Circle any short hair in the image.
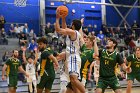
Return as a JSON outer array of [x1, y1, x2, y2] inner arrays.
[[37, 37, 48, 44], [135, 46, 140, 51], [108, 38, 118, 49], [72, 19, 81, 31], [27, 55, 35, 60]]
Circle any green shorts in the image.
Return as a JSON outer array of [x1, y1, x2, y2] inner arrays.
[[96, 76, 121, 91], [8, 75, 18, 88], [127, 73, 140, 82], [37, 72, 55, 90]]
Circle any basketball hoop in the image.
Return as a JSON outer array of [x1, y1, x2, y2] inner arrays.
[[14, 0, 27, 7]]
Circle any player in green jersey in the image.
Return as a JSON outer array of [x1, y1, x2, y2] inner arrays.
[[80, 35, 98, 86], [37, 37, 59, 93], [95, 38, 131, 93], [2, 49, 29, 93], [126, 46, 140, 93]]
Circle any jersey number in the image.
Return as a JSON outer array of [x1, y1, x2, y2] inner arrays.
[[105, 60, 109, 65]]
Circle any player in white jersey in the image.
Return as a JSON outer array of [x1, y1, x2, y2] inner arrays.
[[23, 48, 38, 93], [56, 12, 85, 93], [89, 56, 100, 85]]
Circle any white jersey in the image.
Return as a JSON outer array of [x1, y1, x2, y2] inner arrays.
[[65, 30, 82, 75], [26, 63, 36, 82], [94, 61, 99, 78]]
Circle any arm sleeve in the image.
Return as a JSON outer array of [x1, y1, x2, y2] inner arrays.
[[116, 53, 124, 65], [41, 51, 51, 59]]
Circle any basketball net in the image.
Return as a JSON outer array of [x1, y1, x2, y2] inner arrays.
[[14, 0, 27, 7]]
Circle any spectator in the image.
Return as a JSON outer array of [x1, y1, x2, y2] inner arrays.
[[0, 28, 8, 45], [97, 30, 105, 46], [0, 15, 6, 30], [131, 20, 140, 39], [29, 29, 37, 42], [23, 23, 30, 34], [14, 24, 21, 38], [9, 24, 15, 38], [27, 39, 38, 53], [19, 32, 28, 46], [45, 22, 52, 35]]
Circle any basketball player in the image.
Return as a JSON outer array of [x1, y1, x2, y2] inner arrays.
[[95, 38, 131, 93], [89, 56, 100, 86], [80, 35, 98, 87], [56, 10, 85, 93], [37, 37, 59, 93], [22, 47, 38, 93], [2, 49, 29, 93], [125, 46, 140, 93]]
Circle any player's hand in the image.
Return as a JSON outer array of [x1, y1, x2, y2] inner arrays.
[[93, 36, 97, 43], [53, 62, 59, 70], [2, 75, 5, 81], [81, 18, 84, 25], [25, 73, 29, 78], [56, 10, 62, 18], [126, 67, 132, 73]]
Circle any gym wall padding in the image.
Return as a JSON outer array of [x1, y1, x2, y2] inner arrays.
[[0, 0, 40, 34], [46, 0, 102, 32]]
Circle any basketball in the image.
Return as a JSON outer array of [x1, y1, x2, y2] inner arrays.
[[56, 5, 68, 18]]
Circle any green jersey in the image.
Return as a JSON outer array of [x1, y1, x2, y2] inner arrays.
[[80, 47, 94, 79], [40, 47, 55, 77], [127, 54, 140, 74], [6, 57, 21, 76], [99, 49, 123, 77]]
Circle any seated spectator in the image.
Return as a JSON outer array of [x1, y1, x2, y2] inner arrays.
[[19, 32, 28, 46], [29, 29, 37, 42], [23, 23, 30, 35], [27, 39, 38, 53], [97, 30, 105, 46], [9, 24, 16, 38], [45, 22, 52, 36], [0, 28, 8, 45], [14, 24, 21, 38]]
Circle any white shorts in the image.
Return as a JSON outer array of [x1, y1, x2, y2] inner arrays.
[[66, 54, 81, 77], [27, 75, 36, 83]]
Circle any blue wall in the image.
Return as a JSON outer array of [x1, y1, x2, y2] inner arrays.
[[45, 0, 102, 32], [106, 0, 140, 27], [0, 0, 40, 34]]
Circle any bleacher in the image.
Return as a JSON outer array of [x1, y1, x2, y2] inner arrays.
[[0, 38, 140, 93]]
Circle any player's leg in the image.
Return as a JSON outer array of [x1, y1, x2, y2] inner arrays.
[[29, 82, 33, 93], [68, 59, 85, 93], [69, 73, 85, 93], [32, 80, 37, 93], [126, 74, 135, 93], [9, 87, 16, 93], [45, 89, 50, 93], [66, 87, 74, 93]]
